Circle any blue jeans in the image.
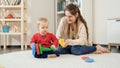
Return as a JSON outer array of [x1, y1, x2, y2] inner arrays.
[[58, 45, 96, 55]]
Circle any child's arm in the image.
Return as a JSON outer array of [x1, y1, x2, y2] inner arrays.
[[30, 34, 37, 48], [51, 33, 59, 49]]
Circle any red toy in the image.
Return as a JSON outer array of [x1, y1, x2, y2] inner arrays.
[[6, 13, 14, 18], [36, 44, 40, 55], [81, 56, 89, 60]]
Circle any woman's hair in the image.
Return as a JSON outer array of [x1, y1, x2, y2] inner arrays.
[[64, 4, 89, 40]]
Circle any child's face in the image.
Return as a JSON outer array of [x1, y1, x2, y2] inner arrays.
[[38, 21, 48, 35]]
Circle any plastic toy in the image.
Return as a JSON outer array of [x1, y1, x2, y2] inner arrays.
[[85, 58, 94, 62], [81, 56, 89, 60], [32, 43, 40, 55], [59, 38, 65, 48], [2, 26, 10, 32], [32, 43, 55, 55], [0, 66, 5, 68], [32, 43, 36, 55], [81, 56, 94, 63], [39, 44, 55, 54], [6, 13, 14, 18], [36, 44, 40, 55]]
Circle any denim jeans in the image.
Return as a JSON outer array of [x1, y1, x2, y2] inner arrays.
[[58, 45, 96, 55]]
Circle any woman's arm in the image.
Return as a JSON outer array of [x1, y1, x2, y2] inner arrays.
[[68, 23, 91, 46]]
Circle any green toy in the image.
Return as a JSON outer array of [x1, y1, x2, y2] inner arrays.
[[39, 44, 55, 54]]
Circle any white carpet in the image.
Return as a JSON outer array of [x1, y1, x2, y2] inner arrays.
[[0, 50, 120, 68]]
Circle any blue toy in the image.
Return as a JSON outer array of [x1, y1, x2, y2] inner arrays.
[[85, 58, 94, 63], [32, 43, 36, 56]]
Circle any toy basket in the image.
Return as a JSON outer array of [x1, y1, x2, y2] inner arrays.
[[2, 26, 10, 32]]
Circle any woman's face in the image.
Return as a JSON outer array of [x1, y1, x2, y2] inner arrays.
[[65, 10, 77, 24]]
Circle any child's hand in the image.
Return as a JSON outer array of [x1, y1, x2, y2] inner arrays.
[[51, 45, 57, 50], [30, 44, 32, 48]]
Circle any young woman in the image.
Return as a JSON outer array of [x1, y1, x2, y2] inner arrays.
[[56, 4, 109, 55]]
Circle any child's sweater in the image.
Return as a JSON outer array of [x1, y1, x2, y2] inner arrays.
[[30, 32, 58, 48]]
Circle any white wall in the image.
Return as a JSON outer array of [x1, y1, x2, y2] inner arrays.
[[27, 0, 55, 42], [82, 0, 93, 44], [93, 0, 120, 44]]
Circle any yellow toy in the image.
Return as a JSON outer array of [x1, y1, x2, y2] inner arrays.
[[59, 38, 65, 48], [0, 66, 5, 68]]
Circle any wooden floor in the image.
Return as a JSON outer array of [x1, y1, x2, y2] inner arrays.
[[0, 45, 120, 54], [0, 46, 31, 54]]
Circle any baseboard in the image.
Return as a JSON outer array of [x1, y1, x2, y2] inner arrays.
[[0, 45, 31, 48], [93, 44, 108, 46]]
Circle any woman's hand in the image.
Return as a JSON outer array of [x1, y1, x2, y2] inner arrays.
[[64, 39, 71, 47]]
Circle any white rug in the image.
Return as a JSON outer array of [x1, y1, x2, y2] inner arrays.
[[0, 50, 120, 68]]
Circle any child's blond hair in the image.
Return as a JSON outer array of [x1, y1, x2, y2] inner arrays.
[[37, 17, 48, 26]]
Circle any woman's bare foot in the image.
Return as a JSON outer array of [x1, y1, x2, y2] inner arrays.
[[92, 50, 102, 54], [48, 54, 57, 58], [96, 45, 110, 53]]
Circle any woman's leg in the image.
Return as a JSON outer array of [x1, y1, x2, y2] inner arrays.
[[58, 45, 72, 54], [71, 45, 96, 55], [95, 45, 110, 53]]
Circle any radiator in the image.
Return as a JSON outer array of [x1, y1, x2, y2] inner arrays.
[[107, 18, 120, 43]]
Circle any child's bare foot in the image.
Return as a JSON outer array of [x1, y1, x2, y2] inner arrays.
[[48, 54, 57, 58], [96, 45, 110, 53]]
